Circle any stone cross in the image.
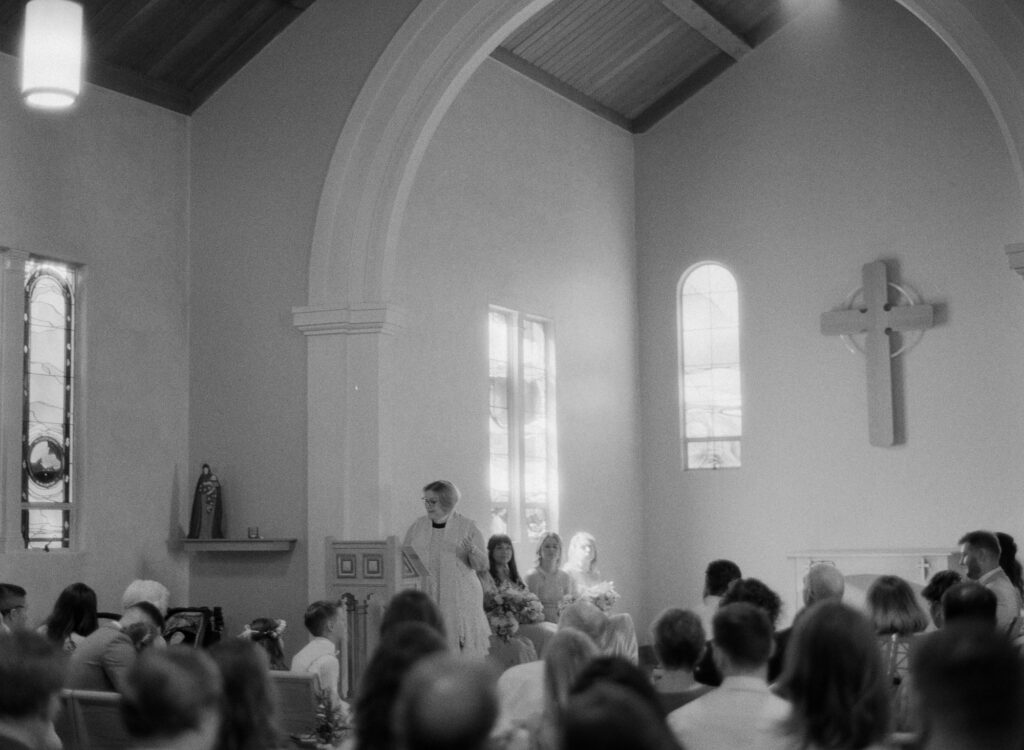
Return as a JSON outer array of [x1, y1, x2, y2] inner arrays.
[[820, 261, 933, 447]]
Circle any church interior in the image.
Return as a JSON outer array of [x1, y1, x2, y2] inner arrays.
[[2, 0, 1024, 654]]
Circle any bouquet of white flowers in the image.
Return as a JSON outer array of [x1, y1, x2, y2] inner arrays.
[[484, 586, 545, 641], [558, 580, 621, 615]]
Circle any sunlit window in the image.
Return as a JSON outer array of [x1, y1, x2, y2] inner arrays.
[[489, 307, 557, 543], [22, 258, 76, 548], [678, 263, 741, 469]]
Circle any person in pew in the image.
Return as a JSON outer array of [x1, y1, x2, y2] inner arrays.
[[940, 581, 997, 628], [0, 584, 28, 634], [649, 608, 713, 714], [348, 621, 447, 750], [995, 532, 1023, 596], [209, 639, 282, 750], [492, 627, 598, 741], [563, 682, 683, 750], [695, 577, 782, 687], [0, 630, 65, 750], [762, 601, 891, 750], [66, 601, 165, 693], [379, 589, 446, 640], [921, 570, 962, 629], [524, 533, 578, 625], [910, 622, 1024, 750], [697, 560, 742, 638], [958, 529, 1023, 636], [769, 563, 845, 682], [38, 582, 98, 654], [394, 654, 498, 750], [668, 603, 789, 750], [292, 601, 347, 710], [240, 618, 287, 670], [120, 647, 222, 750], [569, 656, 663, 717], [865, 575, 928, 733], [403, 480, 491, 659]]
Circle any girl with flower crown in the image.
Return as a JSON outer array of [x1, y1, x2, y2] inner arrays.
[[240, 617, 287, 670]]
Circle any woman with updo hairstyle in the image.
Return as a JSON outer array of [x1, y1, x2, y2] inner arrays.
[[865, 575, 928, 732], [240, 617, 287, 670], [403, 479, 491, 658], [525, 532, 578, 624], [563, 532, 602, 590], [39, 582, 98, 653], [765, 601, 891, 750]]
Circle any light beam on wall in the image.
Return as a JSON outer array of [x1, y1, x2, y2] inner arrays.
[[21, 0, 83, 110]]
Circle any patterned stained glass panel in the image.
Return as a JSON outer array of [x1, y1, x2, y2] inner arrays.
[[22, 260, 74, 549]]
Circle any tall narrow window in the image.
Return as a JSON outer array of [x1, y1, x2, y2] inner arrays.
[[678, 263, 741, 469], [22, 258, 75, 549], [489, 307, 557, 543]]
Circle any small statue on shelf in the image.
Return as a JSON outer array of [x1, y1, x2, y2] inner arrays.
[[187, 463, 224, 539]]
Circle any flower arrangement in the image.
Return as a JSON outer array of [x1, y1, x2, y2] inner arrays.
[[239, 618, 286, 640], [558, 580, 621, 615], [310, 689, 351, 748], [484, 587, 544, 641]]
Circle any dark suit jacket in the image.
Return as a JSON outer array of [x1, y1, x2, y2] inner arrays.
[[66, 622, 136, 693]]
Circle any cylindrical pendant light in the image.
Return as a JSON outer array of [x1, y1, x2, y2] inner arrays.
[[21, 0, 83, 110]]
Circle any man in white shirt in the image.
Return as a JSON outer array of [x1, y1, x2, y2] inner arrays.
[[958, 530, 1023, 636], [292, 600, 347, 707], [668, 602, 789, 750]]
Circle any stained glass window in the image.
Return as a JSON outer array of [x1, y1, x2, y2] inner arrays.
[[22, 259, 75, 549], [489, 307, 557, 543], [678, 263, 741, 469]]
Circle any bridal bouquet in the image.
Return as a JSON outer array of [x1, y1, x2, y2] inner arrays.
[[559, 580, 621, 615], [484, 587, 545, 641]]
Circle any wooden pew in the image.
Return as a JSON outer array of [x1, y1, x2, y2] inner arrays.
[[269, 671, 320, 737]]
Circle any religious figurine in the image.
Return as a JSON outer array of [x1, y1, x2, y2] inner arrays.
[[187, 463, 224, 539]]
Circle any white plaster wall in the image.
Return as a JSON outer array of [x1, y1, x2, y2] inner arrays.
[[187, 0, 419, 636], [391, 60, 643, 619], [636, 0, 1024, 627], [0, 54, 191, 614]]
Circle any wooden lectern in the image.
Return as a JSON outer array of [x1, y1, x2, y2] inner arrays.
[[325, 536, 428, 697]]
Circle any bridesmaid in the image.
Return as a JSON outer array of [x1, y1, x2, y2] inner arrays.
[[563, 531, 603, 591], [525, 532, 578, 623]]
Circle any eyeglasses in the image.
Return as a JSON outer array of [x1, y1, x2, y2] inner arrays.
[[422, 498, 440, 507]]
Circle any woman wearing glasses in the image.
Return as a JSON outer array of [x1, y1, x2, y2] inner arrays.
[[402, 480, 491, 659]]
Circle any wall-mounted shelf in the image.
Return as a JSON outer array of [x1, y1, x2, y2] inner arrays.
[[182, 538, 296, 553]]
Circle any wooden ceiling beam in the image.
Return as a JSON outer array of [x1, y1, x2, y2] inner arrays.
[[631, 51, 734, 133], [490, 47, 632, 132], [660, 0, 751, 60]]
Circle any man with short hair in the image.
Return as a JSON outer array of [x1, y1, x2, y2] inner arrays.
[[941, 581, 998, 628], [911, 622, 1024, 749], [291, 600, 346, 706], [396, 654, 497, 750], [0, 630, 66, 750], [0, 585, 28, 634], [958, 530, 1022, 634], [668, 603, 789, 750], [66, 601, 164, 693]]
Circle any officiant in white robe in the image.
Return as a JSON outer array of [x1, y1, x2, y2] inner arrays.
[[403, 480, 492, 659]]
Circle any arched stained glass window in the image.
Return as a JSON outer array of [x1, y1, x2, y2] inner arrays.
[[678, 263, 741, 470], [22, 259, 75, 548]]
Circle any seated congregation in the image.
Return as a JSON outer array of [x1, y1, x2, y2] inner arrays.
[[1, 525, 1023, 750]]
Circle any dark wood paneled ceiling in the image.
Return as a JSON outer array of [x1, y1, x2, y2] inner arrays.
[[494, 0, 810, 133], [0, 0, 315, 115], [0, 0, 805, 124]]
